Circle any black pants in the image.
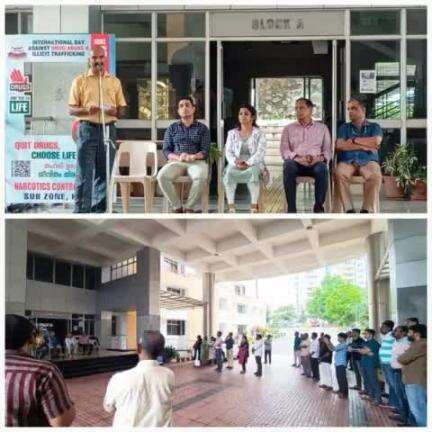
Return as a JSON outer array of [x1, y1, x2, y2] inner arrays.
[[264, 350, 272, 364], [336, 365, 348, 396], [283, 160, 328, 213], [255, 356, 262, 376], [241, 362, 246, 372], [352, 358, 362, 389], [311, 357, 320, 380]]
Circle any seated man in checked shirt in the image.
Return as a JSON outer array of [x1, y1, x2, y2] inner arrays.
[[157, 96, 210, 213]]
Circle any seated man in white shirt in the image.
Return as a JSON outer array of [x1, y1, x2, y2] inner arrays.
[[103, 331, 175, 427]]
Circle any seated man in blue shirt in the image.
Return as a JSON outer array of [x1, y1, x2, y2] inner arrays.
[[157, 96, 210, 213], [335, 96, 383, 213]]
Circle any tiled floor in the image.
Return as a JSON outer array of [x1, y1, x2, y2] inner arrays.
[[66, 355, 399, 427], [9, 193, 426, 214]]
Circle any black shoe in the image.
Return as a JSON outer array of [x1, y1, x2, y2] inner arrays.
[[313, 204, 325, 213], [346, 209, 356, 213], [349, 386, 360, 390], [360, 209, 369, 213]]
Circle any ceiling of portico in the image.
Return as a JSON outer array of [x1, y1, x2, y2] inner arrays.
[[21, 218, 387, 282]]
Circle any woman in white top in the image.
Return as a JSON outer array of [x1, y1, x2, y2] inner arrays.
[[223, 104, 267, 213]]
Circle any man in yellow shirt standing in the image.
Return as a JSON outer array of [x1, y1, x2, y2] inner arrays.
[[69, 45, 127, 213]]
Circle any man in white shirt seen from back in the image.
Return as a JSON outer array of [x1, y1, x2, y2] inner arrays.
[[103, 330, 175, 427]]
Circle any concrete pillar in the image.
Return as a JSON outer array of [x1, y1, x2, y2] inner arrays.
[[33, 6, 89, 33], [388, 220, 427, 324], [136, 247, 161, 341], [5, 221, 28, 315], [202, 272, 215, 337], [366, 231, 387, 332], [97, 246, 161, 348]]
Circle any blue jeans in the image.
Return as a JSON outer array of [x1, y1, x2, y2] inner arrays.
[[283, 160, 328, 213], [381, 363, 398, 408], [405, 384, 427, 427], [74, 122, 116, 213], [392, 369, 415, 425], [362, 364, 382, 403], [215, 348, 223, 372]]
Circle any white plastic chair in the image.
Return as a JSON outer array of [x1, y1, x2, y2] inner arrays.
[[162, 173, 210, 213], [109, 140, 158, 213]]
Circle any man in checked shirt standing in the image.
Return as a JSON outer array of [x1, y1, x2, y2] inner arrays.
[[157, 96, 210, 213], [5, 315, 75, 427]]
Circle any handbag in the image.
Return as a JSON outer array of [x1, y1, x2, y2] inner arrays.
[[194, 358, 201, 367], [261, 165, 270, 186]]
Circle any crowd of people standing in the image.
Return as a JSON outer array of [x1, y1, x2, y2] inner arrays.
[[192, 332, 273, 377], [291, 317, 427, 427]]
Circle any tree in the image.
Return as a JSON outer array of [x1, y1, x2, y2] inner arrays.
[[268, 304, 298, 327], [306, 275, 368, 327]]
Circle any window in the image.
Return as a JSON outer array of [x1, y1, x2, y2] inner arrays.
[[85, 266, 98, 290], [237, 304, 247, 314], [238, 325, 247, 335], [407, 129, 426, 166], [157, 42, 205, 119], [407, 9, 427, 35], [167, 320, 185, 336], [72, 314, 84, 334], [166, 286, 186, 296], [72, 264, 84, 288], [219, 298, 228, 310], [235, 284, 246, 296], [111, 315, 117, 336], [55, 260, 71, 286], [116, 42, 152, 120], [26, 252, 34, 280], [379, 128, 401, 165], [163, 257, 185, 275], [5, 11, 32, 35], [351, 41, 400, 119], [85, 315, 95, 336], [255, 76, 324, 122], [157, 13, 205, 37], [34, 255, 53, 283], [407, 40, 427, 119], [5, 12, 18, 34], [102, 256, 137, 283], [350, 10, 400, 35], [103, 13, 151, 38]]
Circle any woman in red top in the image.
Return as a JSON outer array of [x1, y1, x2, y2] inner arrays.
[[238, 335, 250, 374]]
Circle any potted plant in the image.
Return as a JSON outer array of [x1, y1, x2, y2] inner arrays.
[[163, 345, 178, 364], [411, 164, 427, 200], [382, 145, 417, 199]]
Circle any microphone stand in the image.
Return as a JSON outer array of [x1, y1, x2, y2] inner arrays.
[[97, 64, 114, 213]]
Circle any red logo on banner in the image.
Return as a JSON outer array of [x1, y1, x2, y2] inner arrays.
[[10, 69, 31, 92], [90, 34, 110, 73]]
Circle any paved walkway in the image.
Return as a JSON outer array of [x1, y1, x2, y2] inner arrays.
[[66, 355, 398, 427]]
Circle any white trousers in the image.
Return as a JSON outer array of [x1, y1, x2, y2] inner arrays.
[[319, 362, 332, 387], [331, 363, 339, 391]]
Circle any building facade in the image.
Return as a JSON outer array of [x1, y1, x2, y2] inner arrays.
[[214, 280, 267, 337], [160, 255, 204, 351]]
